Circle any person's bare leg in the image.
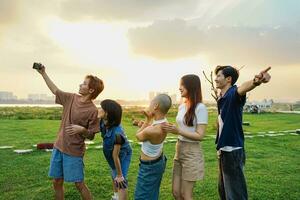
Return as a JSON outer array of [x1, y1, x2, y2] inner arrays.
[[112, 179, 118, 193], [111, 180, 118, 199], [181, 180, 195, 200], [75, 182, 92, 200], [172, 174, 183, 200], [118, 188, 128, 200], [53, 178, 64, 200]]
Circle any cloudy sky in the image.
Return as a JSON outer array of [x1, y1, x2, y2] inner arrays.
[[0, 0, 299, 102]]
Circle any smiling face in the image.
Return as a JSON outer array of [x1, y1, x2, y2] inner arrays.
[[215, 70, 231, 90], [179, 80, 188, 98], [79, 78, 94, 96]]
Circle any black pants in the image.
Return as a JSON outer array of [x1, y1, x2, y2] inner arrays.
[[218, 148, 248, 200]]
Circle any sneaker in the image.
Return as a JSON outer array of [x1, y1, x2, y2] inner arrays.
[[111, 195, 118, 200]]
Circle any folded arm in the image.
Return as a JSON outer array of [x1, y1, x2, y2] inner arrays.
[[65, 124, 96, 140], [162, 123, 206, 141]]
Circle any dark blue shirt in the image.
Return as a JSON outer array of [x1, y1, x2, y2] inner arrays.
[[215, 85, 246, 150], [100, 121, 132, 169]]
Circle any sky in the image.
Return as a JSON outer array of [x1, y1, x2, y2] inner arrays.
[[0, 0, 299, 102]]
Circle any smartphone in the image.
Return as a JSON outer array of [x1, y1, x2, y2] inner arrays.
[[33, 62, 42, 70]]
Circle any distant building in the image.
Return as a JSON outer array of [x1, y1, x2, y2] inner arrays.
[[28, 94, 54, 101], [0, 91, 17, 100]]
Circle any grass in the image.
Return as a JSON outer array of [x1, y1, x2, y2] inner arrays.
[[0, 107, 299, 199]]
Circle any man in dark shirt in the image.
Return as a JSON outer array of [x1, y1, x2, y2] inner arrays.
[[214, 66, 271, 200]]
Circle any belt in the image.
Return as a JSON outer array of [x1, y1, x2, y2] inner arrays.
[[217, 148, 243, 157], [139, 153, 164, 165]]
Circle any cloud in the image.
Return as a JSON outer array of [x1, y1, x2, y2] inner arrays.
[[0, 0, 20, 25], [128, 19, 300, 65], [58, 0, 200, 21], [128, 19, 204, 59], [208, 0, 300, 27], [0, 0, 84, 73], [0, 18, 72, 74], [0, 0, 241, 25], [0, 0, 22, 37], [204, 24, 300, 65]]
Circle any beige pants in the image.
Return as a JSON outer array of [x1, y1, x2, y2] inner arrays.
[[173, 140, 205, 181]]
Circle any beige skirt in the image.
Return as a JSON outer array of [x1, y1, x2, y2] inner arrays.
[[173, 140, 205, 181]]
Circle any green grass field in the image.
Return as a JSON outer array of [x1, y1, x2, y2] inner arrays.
[[0, 107, 299, 200]]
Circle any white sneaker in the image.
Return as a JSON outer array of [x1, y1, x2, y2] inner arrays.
[[111, 195, 118, 200]]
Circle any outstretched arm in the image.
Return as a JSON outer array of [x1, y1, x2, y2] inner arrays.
[[237, 67, 271, 96], [34, 63, 59, 95]]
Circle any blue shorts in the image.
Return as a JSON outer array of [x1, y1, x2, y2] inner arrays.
[[48, 148, 84, 182], [134, 154, 167, 200], [111, 150, 132, 180]]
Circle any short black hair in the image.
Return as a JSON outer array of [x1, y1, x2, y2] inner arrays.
[[215, 65, 239, 85], [100, 99, 122, 128]]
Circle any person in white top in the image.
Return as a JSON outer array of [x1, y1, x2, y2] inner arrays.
[[162, 74, 208, 200], [134, 94, 172, 200]]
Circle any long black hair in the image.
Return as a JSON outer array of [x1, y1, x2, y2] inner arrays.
[[181, 74, 203, 126], [100, 99, 122, 128]]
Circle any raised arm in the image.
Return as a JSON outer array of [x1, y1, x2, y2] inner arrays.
[[136, 125, 163, 142], [135, 110, 152, 141], [136, 123, 151, 142], [237, 67, 271, 96], [34, 63, 59, 95]]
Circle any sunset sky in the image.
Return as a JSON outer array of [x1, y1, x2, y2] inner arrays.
[[0, 0, 299, 102]]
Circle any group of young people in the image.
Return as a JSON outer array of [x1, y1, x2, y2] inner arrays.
[[34, 63, 271, 200]]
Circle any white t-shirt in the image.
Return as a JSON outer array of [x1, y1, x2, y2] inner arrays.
[[141, 118, 167, 157], [176, 103, 208, 142]]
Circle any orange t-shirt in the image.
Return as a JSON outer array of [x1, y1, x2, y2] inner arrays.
[[54, 90, 99, 157]]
